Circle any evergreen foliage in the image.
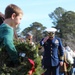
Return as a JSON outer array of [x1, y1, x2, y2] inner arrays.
[[0, 40, 44, 75], [22, 22, 47, 43]]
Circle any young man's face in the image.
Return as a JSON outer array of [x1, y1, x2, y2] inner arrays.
[[12, 13, 23, 28]]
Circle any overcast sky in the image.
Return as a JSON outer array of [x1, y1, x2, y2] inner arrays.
[[0, 0, 75, 32]]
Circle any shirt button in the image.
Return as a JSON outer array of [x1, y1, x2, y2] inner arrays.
[[51, 54, 52, 56], [50, 44, 52, 46], [51, 51, 52, 53], [51, 48, 52, 50]]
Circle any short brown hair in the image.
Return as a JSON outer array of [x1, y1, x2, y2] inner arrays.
[[5, 4, 23, 19]]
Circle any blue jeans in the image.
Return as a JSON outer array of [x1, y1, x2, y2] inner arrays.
[[71, 68, 75, 75], [59, 72, 64, 75]]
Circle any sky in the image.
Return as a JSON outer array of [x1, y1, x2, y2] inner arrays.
[[0, 0, 75, 32]]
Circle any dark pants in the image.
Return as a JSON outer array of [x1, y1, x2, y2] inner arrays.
[[44, 65, 59, 75]]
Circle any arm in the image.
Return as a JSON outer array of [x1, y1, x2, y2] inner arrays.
[[58, 38, 64, 61], [40, 36, 49, 46], [3, 28, 19, 63], [58, 38, 64, 66]]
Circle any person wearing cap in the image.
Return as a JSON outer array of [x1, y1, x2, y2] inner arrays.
[[40, 28, 64, 75]]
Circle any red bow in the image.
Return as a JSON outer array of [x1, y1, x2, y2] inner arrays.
[[28, 58, 35, 75]]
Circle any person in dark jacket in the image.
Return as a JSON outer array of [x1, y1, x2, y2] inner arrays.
[[40, 28, 64, 75]]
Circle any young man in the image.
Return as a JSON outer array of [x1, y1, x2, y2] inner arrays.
[[0, 4, 23, 67], [40, 28, 64, 75]]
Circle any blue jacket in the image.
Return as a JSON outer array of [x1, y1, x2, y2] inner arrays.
[[40, 36, 64, 68]]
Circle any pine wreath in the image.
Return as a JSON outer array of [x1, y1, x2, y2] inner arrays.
[[0, 41, 36, 75]]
